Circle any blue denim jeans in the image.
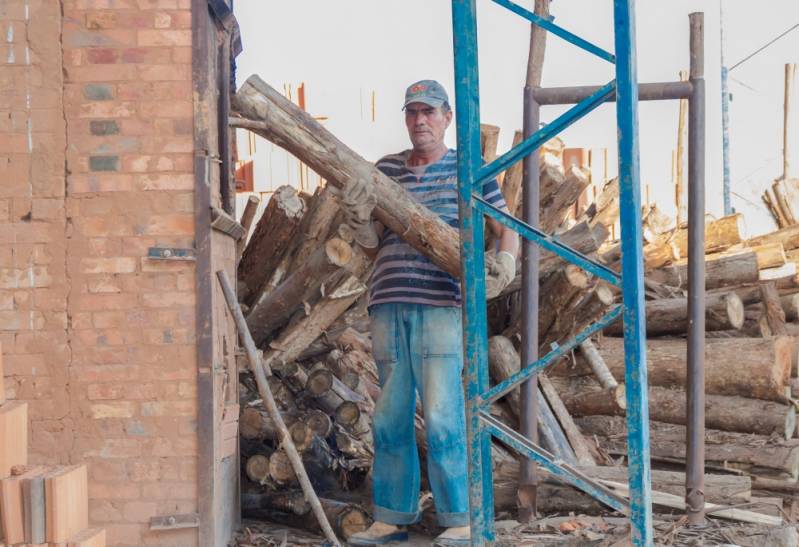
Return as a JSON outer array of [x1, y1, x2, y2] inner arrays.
[[368, 302, 469, 527]]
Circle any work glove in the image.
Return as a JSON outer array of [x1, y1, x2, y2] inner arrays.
[[330, 174, 379, 249], [485, 251, 516, 299]]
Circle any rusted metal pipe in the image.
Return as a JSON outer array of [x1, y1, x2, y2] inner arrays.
[[518, 85, 541, 521], [686, 11, 706, 526], [533, 81, 693, 105]]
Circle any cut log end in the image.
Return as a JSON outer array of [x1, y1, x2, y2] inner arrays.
[[305, 409, 333, 439], [725, 292, 745, 330], [268, 449, 297, 486], [288, 421, 315, 453], [338, 506, 371, 539], [325, 237, 353, 267], [306, 368, 334, 397], [335, 401, 361, 427], [245, 454, 271, 484]]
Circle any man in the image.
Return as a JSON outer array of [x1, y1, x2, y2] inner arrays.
[[339, 80, 518, 546]]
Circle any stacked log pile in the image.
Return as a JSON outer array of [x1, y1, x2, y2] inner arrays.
[[230, 74, 799, 537]]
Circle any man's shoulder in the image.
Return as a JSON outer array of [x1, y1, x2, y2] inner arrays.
[[375, 151, 408, 167]]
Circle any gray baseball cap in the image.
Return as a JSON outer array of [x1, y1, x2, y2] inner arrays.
[[402, 80, 450, 110]]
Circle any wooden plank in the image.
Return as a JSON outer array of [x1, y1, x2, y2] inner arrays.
[[0, 466, 45, 545], [0, 341, 5, 405], [44, 465, 88, 543], [67, 527, 106, 547], [22, 468, 46, 544], [0, 402, 27, 478]]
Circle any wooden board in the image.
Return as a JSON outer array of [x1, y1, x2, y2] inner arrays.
[[0, 401, 27, 478], [68, 527, 106, 547], [0, 341, 5, 405], [0, 466, 45, 544], [44, 465, 88, 543]]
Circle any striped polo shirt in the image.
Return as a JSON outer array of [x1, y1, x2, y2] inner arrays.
[[369, 148, 509, 308]]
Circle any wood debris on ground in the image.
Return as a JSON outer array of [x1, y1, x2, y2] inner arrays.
[[230, 74, 799, 544]]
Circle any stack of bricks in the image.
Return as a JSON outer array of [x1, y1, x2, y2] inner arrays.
[[0, 345, 105, 546], [2, 1, 201, 545]]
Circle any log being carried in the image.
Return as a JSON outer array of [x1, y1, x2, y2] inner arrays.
[[235, 77, 520, 546]]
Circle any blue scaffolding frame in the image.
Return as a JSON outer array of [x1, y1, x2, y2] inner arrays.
[[451, 1, 656, 544]]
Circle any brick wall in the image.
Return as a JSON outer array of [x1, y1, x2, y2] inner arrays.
[[1, 1, 200, 546]]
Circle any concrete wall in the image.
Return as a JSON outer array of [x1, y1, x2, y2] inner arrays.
[[2, 1, 200, 545]]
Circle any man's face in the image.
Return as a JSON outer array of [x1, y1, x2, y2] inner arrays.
[[404, 101, 452, 151]]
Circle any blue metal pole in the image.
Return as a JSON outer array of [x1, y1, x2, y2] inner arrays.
[[612, 1, 654, 545], [451, 1, 495, 543]]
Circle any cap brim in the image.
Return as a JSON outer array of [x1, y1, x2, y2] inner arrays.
[[401, 97, 445, 110]]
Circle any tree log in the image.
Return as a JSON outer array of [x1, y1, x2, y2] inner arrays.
[[247, 237, 364, 346], [540, 165, 590, 233], [747, 223, 799, 251], [761, 282, 789, 336], [751, 242, 788, 269], [566, 336, 794, 401], [238, 185, 306, 305], [543, 283, 615, 349], [782, 292, 799, 321], [304, 409, 333, 439], [245, 454, 272, 484], [240, 406, 297, 441], [539, 375, 597, 466], [237, 194, 260, 259], [578, 339, 618, 389], [233, 76, 476, 278], [242, 493, 371, 540], [649, 248, 759, 290], [577, 416, 799, 479], [672, 213, 745, 256], [549, 376, 626, 416], [262, 271, 370, 372], [645, 386, 796, 439], [287, 186, 342, 273], [604, 291, 744, 336], [585, 177, 619, 233]]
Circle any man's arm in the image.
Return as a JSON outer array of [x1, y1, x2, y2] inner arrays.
[[487, 217, 519, 259]]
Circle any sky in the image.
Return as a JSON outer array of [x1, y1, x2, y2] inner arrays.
[[233, 1, 799, 236]]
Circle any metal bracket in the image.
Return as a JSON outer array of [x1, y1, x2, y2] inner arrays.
[[147, 247, 197, 261], [149, 513, 200, 531]]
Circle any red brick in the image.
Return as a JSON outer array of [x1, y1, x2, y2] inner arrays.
[[140, 480, 196, 500], [80, 256, 137, 274], [121, 46, 171, 64], [90, 401, 136, 419], [140, 400, 194, 417], [89, 480, 141, 500], [137, 29, 190, 46], [86, 47, 120, 64], [65, 63, 138, 82], [68, 173, 136, 193], [85, 11, 117, 29], [77, 100, 135, 118]]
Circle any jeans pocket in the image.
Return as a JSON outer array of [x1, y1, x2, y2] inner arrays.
[[422, 306, 463, 357]]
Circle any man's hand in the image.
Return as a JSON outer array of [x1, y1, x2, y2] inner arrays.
[[485, 251, 516, 299], [331, 176, 379, 249]]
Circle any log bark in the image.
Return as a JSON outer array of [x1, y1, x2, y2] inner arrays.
[[287, 186, 342, 273], [549, 376, 626, 417], [567, 336, 794, 401], [233, 76, 478, 278], [747, 223, 799, 251], [247, 237, 364, 346], [304, 409, 333, 439], [501, 130, 523, 216], [584, 177, 619, 232], [578, 415, 799, 479], [578, 339, 618, 389], [240, 407, 296, 441], [761, 282, 789, 336], [238, 185, 306, 305], [604, 291, 744, 336], [782, 292, 799, 321], [237, 194, 260, 259], [544, 283, 615, 348], [540, 164, 590, 233], [645, 385, 796, 439], [649, 248, 759, 290]]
